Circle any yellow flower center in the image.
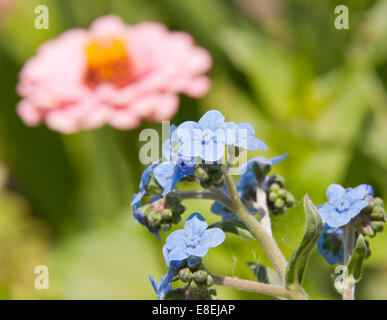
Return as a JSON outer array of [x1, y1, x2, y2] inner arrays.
[[84, 37, 132, 89]]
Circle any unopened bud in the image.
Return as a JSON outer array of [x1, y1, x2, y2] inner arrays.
[[160, 223, 171, 233], [193, 270, 208, 284], [178, 267, 193, 283], [274, 198, 285, 209], [161, 208, 173, 220], [206, 274, 214, 286], [148, 211, 162, 226], [195, 167, 209, 181]]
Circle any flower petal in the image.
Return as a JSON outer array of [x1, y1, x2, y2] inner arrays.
[[184, 213, 207, 235], [165, 229, 186, 250], [326, 184, 346, 202], [168, 244, 188, 261], [198, 110, 225, 131], [200, 228, 226, 248]]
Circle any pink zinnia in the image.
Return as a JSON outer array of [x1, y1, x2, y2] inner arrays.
[[17, 15, 212, 133]]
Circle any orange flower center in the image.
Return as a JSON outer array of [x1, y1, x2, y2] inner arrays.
[[84, 37, 132, 89]]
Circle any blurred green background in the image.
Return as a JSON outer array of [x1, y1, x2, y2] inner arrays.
[[0, 0, 387, 299]]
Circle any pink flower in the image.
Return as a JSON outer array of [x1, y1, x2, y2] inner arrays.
[[17, 15, 212, 133]]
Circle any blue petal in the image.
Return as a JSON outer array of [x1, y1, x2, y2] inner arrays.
[[165, 229, 186, 250], [200, 228, 226, 248], [184, 213, 208, 235], [178, 137, 202, 158], [326, 184, 346, 202], [168, 244, 188, 261], [317, 202, 337, 224], [186, 245, 209, 257], [325, 213, 352, 228], [223, 121, 239, 145], [246, 137, 268, 151], [198, 110, 225, 131], [201, 140, 225, 162], [269, 153, 287, 166], [345, 185, 368, 203], [153, 163, 175, 188], [345, 200, 369, 220]]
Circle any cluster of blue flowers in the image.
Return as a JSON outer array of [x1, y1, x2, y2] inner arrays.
[[317, 183, 385, 265], [131, 110, 269, 237], [149, 213, 225, 300], [131, 109, 386, 299]]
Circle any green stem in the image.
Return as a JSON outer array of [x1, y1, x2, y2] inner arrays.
[[343, 223, 356, 300], [210, 273, 306, 300], [220, 165, 288, 283]]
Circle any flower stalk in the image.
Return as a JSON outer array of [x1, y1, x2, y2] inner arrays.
[[343, 223, 356, 300], [220, 165, 288, 283]]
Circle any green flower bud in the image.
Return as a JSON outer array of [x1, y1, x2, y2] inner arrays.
[[285, 192, 295, 206], [171, 214, 182, 224], [373, 197, 384, 207], [371, 221, 384, 233], [268, 191, 278, 202], [371, 208, 385, 221], [195, 167, 209, 181], [274, 198, 285, 209], [269, 183, 280, 192], [178, 267, 193, 283], [206, 274, 213, 287], [171, 204, 186, 216], [166, 194, 181, 206], [148, 212, 162, 227], [277, 189, 287, 199], [160, 223, 171, 233], [189, 281, 198, 290], [363, 225, 376, 238], [161, 208, 173, 220], [193, 270, 208, 284], [271, 174, 285, 187]]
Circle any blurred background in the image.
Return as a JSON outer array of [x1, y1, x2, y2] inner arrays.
[[0, 0, 387, 299]]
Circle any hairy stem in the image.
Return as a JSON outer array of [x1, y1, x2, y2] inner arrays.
[[343, 223, 356, 300], [220, 165, 288, 283], [211, 273, 306, 300]]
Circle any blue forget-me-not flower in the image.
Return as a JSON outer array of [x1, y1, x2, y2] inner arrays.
[[163, 213, 225, 266], [318, 184, 373, 228]]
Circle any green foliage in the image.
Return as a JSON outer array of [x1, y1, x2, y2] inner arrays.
[[347, 235, 367, 282], [286, 195, 323, 289]]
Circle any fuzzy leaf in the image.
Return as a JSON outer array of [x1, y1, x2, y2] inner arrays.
[[347, 235, 367, 281], [209, 220, 254, 240], [285, 194, 323, 289]]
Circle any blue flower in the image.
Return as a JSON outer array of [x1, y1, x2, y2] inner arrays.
[[162, 125, 179, 163], [238, 154, 287, 175], [149, 267, 175, 300], [177, 110, 267, 162], [131, 162, 160, 222], [234, 123, 268, 151], [153, 160, 196, 196], [318, 224, 344, 265], [163, 213, 225, 265], [318, 184, 372, 228]]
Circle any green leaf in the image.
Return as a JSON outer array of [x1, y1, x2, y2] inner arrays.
[[209, 220, 254, 240], [246, 263, 282, 286], [347, 235, 367, 281], [285, 194, 323, 289]]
